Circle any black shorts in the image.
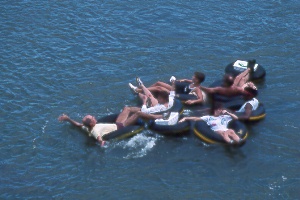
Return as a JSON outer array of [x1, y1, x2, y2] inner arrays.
[[115, 122, 124, 130]]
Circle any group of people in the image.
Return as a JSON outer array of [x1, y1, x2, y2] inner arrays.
[[59, 60, 260, 146]]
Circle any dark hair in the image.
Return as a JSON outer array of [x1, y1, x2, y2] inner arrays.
[[214, 102, 223, 110], [158, 91, 169, 101], [210, 102, 223, 115], [83, 118, 92, 127], [194, 72, 205, 83], [244, 87, 258, 97], [223, 74, 234, 87]]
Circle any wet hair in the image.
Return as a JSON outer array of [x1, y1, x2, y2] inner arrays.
[[244, 87, 258, 97], [194, 72, 205, 83], [158, 91, 169, 101], [223, 74, 234, 87]]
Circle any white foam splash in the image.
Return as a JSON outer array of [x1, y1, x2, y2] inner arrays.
[[282, 176, 287, 181], [42, 120, 48, 134], [121, 132, 158, 159]]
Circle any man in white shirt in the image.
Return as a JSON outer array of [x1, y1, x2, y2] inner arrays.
[[179, 103, 243, 144]]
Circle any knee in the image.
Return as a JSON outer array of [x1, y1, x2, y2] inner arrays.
[[154, 81, 163, 86], [123, 106, 129, 111], [136, 111, 143, 116], [123, 106, 131, 112]]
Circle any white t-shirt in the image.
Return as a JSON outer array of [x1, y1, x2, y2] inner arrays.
[[82, 123, 117, 140], [141, 91, 175, 114], [237, 98, 259, 112], [200, 115, 233, 132]]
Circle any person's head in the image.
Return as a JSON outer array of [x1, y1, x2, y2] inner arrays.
[[223, 74, 234, 87], [157, 91, 169, 104], [82, 115, 97, 128], [243, 87, 258, 100], [192, 72, 205, 85], [212, 102, 224, 116]]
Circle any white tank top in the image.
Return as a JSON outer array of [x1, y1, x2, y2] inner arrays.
[[237, 98, 259, 112]]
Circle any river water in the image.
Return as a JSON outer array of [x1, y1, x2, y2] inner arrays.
[[1, 0, 299, 199]]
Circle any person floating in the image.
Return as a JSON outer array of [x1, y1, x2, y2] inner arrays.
[[124, 77, 176, 115], [201, 65, 257, 98], [58, 110, 168, 146], [129, 72, 206, 105], [179, 103, 245, 145]]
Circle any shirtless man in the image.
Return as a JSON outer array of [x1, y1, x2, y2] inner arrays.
[[201, 66, 257, 97]]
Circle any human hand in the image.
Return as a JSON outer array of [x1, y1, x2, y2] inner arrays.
[[245, 82, 257, 90], [185, 100, 194, 105], [179, 117, 186, 123], [222, 110, 228, 115], [58, 114, 69, 122]]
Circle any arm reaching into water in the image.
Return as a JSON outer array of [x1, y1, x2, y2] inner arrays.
[[58, 114, 83, 127]]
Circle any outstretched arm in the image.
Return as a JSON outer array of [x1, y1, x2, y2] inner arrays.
[[140, 84, 159, 106], [179, 116, 202, 123], [222, 110, 239, 120], [177, 79, 192, 83], [58, 114, 83, 127], [201, 86, 218, 94]]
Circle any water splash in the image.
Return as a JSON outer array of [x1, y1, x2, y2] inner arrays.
[[114, 132, 158, 159]]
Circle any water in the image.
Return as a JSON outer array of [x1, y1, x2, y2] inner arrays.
[[1, 0, 299, 199]]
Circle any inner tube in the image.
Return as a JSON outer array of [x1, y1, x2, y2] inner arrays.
[[225, 60, 266, 81], [176, 94, 198, 101], [175, 82, 190, 94], [97, 114, 144, 141], [223, 100, 266, 121], [235, 104, 266, 122], [175, 82, 199, 102], [174, 82, 209, 106], [152, 98, 184, 115], [209, 79, 242, 102], [193, 120, 248, 145], [149, 116, 191, 136]]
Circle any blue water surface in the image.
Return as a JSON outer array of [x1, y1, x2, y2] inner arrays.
[[0, 0, 299, 199]]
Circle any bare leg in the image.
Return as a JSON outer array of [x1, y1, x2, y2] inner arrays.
[[226, 129, 240, 142], [149, 81, 172, 91], [123, 111, 162, 127], [232, 68, 251, 87], [216, 129, 240, 143], [115, 107, 131, 124], [135, 86, 170, 94], [140, 84, 158, 106], [115, 106, 140, 124]]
